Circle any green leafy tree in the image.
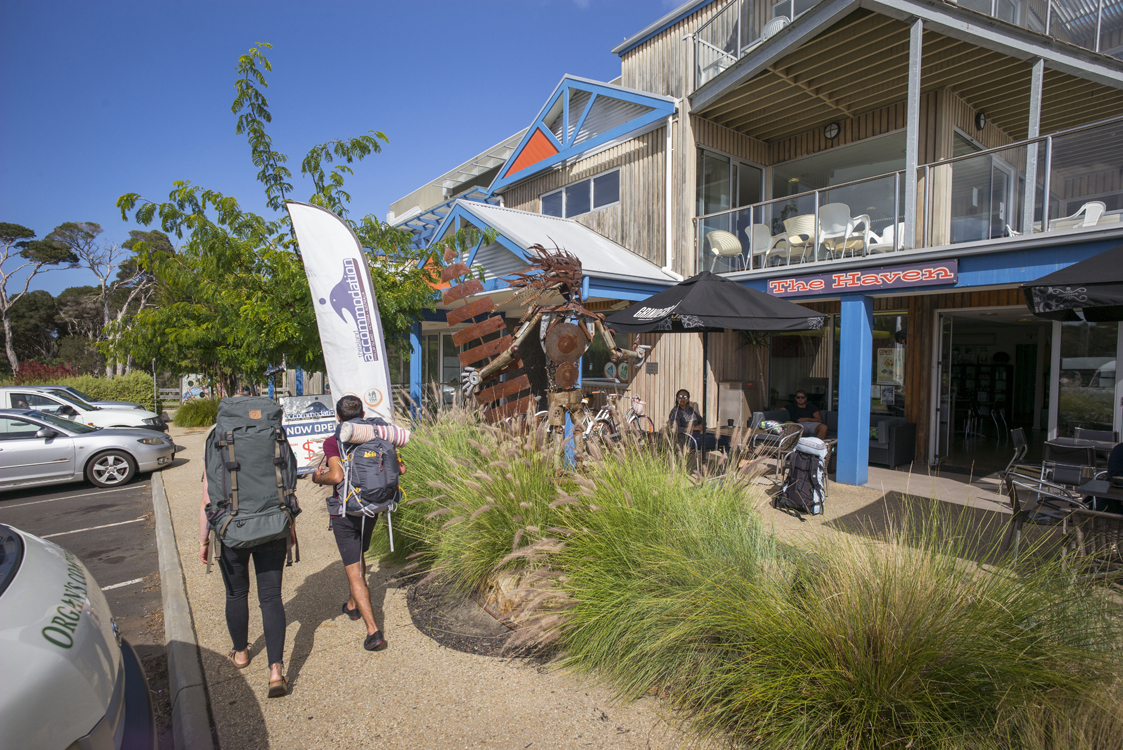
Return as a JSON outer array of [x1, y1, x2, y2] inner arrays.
[[112, 43, 439, 394], [0, 223, 78, 373]]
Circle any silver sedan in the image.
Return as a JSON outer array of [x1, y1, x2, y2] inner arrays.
[[0, 409, 177, 490]]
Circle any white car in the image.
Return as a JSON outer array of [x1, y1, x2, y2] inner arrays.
[[0, 387, 166, 432], [0, 523, 156, 749], [37, 385, 145, 411]]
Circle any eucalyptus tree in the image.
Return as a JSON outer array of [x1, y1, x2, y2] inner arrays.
[[0, 223, 77, 373]]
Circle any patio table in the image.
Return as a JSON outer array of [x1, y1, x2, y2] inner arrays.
[[1076, 479, 1123, 505], [1047, 437, 1115, 464]]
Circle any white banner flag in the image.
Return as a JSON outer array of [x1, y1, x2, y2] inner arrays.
[[286, 201, 395, 422]]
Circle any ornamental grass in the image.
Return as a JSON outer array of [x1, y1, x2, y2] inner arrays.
[[378, 404, 1123, 749]]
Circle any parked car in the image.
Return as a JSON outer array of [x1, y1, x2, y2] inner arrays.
[[0, 409, 175, 489], [37, 384, 145, 410], [0, 386, 166, 431], [0, 523, 157, 749]]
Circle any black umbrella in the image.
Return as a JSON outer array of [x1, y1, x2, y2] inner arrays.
[[1021, 244, 1123, 322], [606, 272, 826, 451], [607, 271, 826, 333]]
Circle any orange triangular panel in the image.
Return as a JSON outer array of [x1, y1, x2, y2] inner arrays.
[[504, 129, 559, 178]]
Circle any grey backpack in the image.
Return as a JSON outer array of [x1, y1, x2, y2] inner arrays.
[[205, 397, 301, 568], [337, 417, 402, 551]]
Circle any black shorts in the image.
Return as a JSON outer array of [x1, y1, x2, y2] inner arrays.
[[330, 513, 377, 566]]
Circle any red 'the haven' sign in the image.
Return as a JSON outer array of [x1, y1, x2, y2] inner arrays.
[[768, 259, 958, 297]]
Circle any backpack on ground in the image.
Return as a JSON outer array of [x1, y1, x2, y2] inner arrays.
[[776, 436, 827, 516], [336, 416, 404, 551], [205, 396, 301, 570]]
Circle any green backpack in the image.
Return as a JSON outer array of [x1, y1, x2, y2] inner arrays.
[[205, 396, 301, 568]]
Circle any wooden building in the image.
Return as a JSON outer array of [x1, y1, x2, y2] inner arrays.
[[389, 0, 1123, 485]]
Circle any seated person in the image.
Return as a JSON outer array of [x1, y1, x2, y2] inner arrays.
[[1090, 442, 1123, 514], [669, 389, 706, 449], [785, 390, 827, 440]]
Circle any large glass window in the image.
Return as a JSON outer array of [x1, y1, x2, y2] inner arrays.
[[768, 327, 831, 411], [828, 313, 908, 416], [770, 132, 907, 238], [1057, 320, 1118, 436]]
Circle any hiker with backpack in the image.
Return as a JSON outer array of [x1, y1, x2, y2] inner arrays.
[[311, 394, 410, 652], [199, 396, 301, 698]]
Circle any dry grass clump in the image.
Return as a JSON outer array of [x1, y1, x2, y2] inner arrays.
[[378, 402, 1123, 749]]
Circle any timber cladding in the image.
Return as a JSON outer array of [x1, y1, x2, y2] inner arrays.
[[619, 2, 721, 99], [501, 129, 667, 266]]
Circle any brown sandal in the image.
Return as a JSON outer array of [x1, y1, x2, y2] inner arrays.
[[267, 674, 288, 698], [227, 649, 251, 669]]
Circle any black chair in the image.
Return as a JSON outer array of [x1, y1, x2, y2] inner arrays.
[[1004, 427, 1029, 475], [1063, 508, 1123, 584], [1042, 442, 1096, 472], [1047, 462, 1093, 488], [1001, 474, 1086, 563], [1074, 427, 1119, 443]]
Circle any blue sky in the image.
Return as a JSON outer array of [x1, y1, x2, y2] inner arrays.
[[1, 0, 682, 295]]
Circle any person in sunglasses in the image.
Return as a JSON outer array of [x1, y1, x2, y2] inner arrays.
[[669, 389, 707, 448], [785, 390, 827, 440]]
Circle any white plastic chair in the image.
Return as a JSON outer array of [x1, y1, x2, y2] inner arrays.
[[782, 214, 819, 264], [706, 230, 746, 272], [818, 203, 872, 259], [745, 224, 788, 269], [1049, 201, 1107, 231], [867, 222, 904, 254]]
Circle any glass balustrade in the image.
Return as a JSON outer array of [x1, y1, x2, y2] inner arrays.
[[694, 116, 1123, 275], [694, 0, 1122, 90]]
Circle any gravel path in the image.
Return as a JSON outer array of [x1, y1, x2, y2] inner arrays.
[[164, 426, 693, 749]]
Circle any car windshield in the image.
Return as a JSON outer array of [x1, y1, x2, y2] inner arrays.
[[61, 387, 96, 402], [46, 390, 97, 410], [30, 410, 100, 433]]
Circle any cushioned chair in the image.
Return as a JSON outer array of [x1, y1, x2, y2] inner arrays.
[[869, 416, 916, 468]]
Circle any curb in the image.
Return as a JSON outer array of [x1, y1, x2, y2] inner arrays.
[[151, 473, 216, 750]]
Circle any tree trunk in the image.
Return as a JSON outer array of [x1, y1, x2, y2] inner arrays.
[[2, 306, 18, 374]]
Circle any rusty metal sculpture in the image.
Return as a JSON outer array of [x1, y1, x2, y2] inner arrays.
[[443, 243, 647, 452]]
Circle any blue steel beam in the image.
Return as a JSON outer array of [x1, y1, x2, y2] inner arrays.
[[837, 295, 873, 486], [409, 322, 423, 418]]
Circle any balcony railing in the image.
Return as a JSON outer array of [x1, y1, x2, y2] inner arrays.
[[694, 0, 1123, 89], [695, 115, 1123, 274]]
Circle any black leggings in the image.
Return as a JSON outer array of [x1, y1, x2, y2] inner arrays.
[[218, 538, 287, 665]]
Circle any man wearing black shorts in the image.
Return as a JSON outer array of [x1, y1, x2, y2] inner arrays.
[[312, 394, 386, 651], [785, 390, 828, 440]]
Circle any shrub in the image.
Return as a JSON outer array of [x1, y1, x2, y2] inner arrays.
[[173, 398, 219, 428], [10, 361, 78, 385], [55, 372, 158, 412]]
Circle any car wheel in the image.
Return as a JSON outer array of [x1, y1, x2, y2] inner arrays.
[[86, 451, 136, 488]]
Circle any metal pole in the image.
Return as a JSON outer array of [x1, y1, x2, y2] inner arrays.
[[1096, 0, 1104, 52], [152, 358, 157, 415], [923, 164, 931, 248], [1045, 0, 1052, 37], [1041, 135, 1053, 230], [893, 172, 900, 251], [1023, 58, 1044, 236], [903, 18, 923, 250], [813, 190, 820, 261]]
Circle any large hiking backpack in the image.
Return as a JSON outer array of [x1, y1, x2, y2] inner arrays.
[[205, 397, 301, 566], [776, 437, 827, 515], [336, 416, 403, 551]]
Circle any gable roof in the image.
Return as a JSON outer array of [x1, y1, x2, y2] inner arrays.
[[434, 200, 679, 289], [487, 76, 676, 194]]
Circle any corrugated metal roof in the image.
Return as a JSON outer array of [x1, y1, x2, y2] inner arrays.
[[452, 201, 678, 284]]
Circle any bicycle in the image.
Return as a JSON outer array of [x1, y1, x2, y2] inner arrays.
[[588, 392, 655, 442]]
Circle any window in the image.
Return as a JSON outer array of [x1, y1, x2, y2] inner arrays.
[[0, 416, 40, 440], [540, 169, 620, 218]]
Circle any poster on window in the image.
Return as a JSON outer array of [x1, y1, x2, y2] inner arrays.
[[876, 347, 904, 385]]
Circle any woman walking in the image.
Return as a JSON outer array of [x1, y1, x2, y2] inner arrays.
[[200, 473, 290, 697]]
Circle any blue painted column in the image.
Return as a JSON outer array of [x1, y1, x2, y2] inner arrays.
[[409, 322, 423, 418], [837, 295, 873, 486], [295, 368, 304, 396]]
